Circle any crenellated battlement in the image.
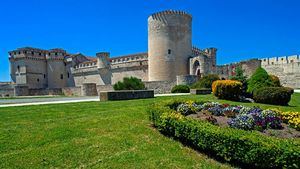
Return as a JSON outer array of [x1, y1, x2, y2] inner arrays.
[[192, 46, 210, 57], [110, 53, 148, 64], [261, 55, 300, 66], [9, 47, 67, 60], [149, 10, 192, 19], [74, 62, 97, 70]]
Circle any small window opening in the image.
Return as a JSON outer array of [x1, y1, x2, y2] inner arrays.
[[44, 74, 46, 78], [67, 72, 70, 78], [17, 65, 20, 72], [60, 74, 63, 80], [31, 51, 34, 55], [168, 49, 171, 54], [37, 78, 40, 82]]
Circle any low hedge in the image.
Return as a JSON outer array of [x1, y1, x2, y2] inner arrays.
[[212, 80, 242, 101], [171, 85, 190, 93], [148, 100, 300, 169], [253, 87, 294, 105]]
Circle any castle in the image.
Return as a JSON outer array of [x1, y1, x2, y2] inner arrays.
[[5, 10, 300, 97]]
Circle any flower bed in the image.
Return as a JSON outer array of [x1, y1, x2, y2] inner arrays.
[[148, 99, 300, 168]]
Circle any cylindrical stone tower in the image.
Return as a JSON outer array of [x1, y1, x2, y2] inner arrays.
[[148, 10, 192, 81]]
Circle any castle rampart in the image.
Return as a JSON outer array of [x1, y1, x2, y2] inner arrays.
[[261, 55, 300, 88]]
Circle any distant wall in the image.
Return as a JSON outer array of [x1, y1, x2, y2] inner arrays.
[[144, 80, 176, 94], [177, 75, 199, 85], [261, 55, 300, 88], [97, 85, 114, 94], [47, 59, 68, 88], [111, 60, 148, 84], [217, 59, 261, 79], [0, 88, 14, 97], [62, 87, 81, 96], [28, 88, 62, 96]]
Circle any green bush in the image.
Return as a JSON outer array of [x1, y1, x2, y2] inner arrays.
[[270, 74, 281, 87], [113, 77, 145, 90], [171, 85, 190, 93], [148, 100, 300, 169], [247, 67, 274, 93], [191, 74, 220, 89], [253, 87, 294, 105]]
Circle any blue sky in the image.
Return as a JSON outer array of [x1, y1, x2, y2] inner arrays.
[[1, 0, 299, 81]]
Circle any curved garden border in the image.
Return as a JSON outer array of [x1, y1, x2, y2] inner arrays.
[[148, 99, 300, 169]]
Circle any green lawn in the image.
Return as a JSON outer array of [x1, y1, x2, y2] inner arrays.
[[0, 94, 299, 168]]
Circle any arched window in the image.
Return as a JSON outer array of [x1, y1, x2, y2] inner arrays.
[[168, 49, 171, 54]]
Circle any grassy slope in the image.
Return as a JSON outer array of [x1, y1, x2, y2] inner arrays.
[[0, 94, 299, 168]]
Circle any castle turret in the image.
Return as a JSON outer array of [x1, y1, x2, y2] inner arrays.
[[148, 10, 192, 81], [207, 47, 217, 72], [96, 52, 110, 69]]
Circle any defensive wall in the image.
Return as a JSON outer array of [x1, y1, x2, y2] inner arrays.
[[261, 55, 300, 88]]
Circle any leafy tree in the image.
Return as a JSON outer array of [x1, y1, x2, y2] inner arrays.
[[191, 74, 220, 89], [113, 77, 146, 90], [230, 66, 248, 96], [247, 67, 274, 93], [230, 66, 247, 83]]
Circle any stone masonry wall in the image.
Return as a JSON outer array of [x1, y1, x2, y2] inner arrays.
[[144, 80, 176, 94], [261, 55, 300, 88], [28, 88, 62, 96], [62, 87, 81, 96]]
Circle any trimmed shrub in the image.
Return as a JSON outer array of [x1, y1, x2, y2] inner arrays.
[[253, 87, 294, 105], [191, 74, 219, 89], [171, 85, 190, 93], [270, 74, 281, 87], [148, 100, 300, 169], [212, 80, 242, 101], [113, 77, 145, 90], [247, 67, 274, 93]]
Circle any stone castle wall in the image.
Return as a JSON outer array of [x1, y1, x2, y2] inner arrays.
[[261, 55, 300, 88], [0, 83, 14, 97], [144, 80, 176, 94], [216, 59, 261, 79]]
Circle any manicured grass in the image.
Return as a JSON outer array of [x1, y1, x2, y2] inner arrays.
[[0, 94, 299, 168]]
